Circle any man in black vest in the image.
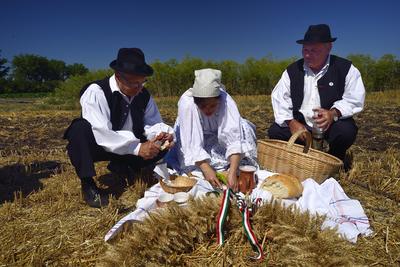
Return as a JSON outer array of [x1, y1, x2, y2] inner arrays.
[[64, 48, 174, 208], [267, 24, 365, 170]]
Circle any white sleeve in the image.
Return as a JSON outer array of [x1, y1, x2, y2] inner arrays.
[[80, 84, 140, 155], [271, 70, 294, 126], [143, 97, 163, 125], [219, 94, 242, 158], [177, 96, 210, 166], [142, 96, 175, 141], [332, 65, 366, 118]]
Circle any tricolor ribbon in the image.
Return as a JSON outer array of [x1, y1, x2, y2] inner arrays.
[[237, 194, 264, 261], [216, 188, 231, 245], [216, 189, 264, 261]]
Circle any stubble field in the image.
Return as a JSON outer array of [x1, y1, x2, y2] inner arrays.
[[0, 91, 399, 266]]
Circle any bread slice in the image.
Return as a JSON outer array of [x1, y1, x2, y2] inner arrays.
[[260, 173, 303, 199], [160, 140, 170, 151]]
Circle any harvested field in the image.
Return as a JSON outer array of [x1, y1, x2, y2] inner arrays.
[[0, 92, 399, 266]]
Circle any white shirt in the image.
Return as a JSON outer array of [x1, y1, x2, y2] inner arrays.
[[271, 56, 366, 127], [80, 74, 170, 155], [177, 89, 243, 166]]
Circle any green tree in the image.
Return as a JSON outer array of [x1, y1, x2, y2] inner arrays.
[[347, 54, 375, 91], [0, 50, 9, 78], [374, 54, 399, 91], [0, 50, 10, 93], [66, 63, 89, 77], [10, 54, 89, 93]]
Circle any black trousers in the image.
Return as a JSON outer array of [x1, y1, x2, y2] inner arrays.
[[64, 118, 165, 179], [267, 118, 358, 161]]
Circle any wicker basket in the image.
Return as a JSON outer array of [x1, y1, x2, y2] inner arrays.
[[257, 129, 343, 184], [159, 175, 197, 194]]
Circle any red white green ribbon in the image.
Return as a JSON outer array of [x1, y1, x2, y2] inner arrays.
[[216, 188, 231, 245], [216, 189, 264, 261], [239, 198, 264, 261]]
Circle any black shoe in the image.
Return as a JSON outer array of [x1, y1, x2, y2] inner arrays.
[[81, 182, 109, 208]]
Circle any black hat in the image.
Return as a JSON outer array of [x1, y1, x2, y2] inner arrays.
[[296, 24, 337, 44], [110, 48, 154, 76]]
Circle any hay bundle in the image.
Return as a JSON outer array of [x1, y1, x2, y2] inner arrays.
[[101, 196, 356, 266]]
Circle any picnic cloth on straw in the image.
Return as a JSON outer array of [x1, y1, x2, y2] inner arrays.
[[105, 169, 372, 243], [252, 170, 373, 243], [104, 172, 214, 241]]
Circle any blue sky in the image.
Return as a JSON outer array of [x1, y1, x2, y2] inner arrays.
[[1, 0, 399, 70]]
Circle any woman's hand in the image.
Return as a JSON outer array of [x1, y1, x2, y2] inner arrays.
[[227, 153, 241, 192], [196, 160, 222, 188], [227, 169, 238, 192]]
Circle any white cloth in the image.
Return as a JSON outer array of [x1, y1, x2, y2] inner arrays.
[[251, 171, 373, 243], [104, 171, 214, 241], [80, 74, 173, 155], [105, 169, 372, 243], [271, 55, 366, 127], [165, 88, 257, 172]]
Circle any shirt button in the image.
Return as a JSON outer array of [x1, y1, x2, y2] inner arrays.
[[124, 113, 127, 116], [126, 105, 129, 107]]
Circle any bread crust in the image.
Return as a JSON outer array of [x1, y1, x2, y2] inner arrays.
[[260, 173, 303, 198]]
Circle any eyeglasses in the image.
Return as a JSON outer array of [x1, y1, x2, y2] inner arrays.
[[119, 73, 148, 89]]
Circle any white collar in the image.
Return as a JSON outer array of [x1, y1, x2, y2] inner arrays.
[[110, 74, 134, 103]]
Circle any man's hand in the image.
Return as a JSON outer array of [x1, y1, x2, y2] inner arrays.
[[156, 132, 175, 150], [287, 119, 307, 141], [138, 139, 161, 160], [312, 108, 336, 131]]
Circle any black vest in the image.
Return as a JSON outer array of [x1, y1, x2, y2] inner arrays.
[[286, 55, 351, 122], [80, 77, 150, 142]]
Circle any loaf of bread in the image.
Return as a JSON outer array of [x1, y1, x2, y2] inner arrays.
[[260, 173, 303, 199]]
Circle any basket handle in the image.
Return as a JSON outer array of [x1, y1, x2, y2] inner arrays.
[[286, 129, 312, 153]]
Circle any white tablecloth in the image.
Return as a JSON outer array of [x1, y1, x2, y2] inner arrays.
[[105, 169, 373, 243]]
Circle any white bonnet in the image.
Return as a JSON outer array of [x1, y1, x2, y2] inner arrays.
[[191, 68, 222, 98]]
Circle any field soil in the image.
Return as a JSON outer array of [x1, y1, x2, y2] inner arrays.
[[0, 95, 399, 266]]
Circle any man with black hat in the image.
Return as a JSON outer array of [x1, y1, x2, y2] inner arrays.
[[267, 24, 365, 169], [64, 48, 174, 208]]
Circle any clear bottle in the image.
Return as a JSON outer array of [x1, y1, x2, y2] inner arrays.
[[312, 110, 324, 150]]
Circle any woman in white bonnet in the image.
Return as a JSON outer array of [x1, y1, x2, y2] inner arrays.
[[166, 68, 257, 191]]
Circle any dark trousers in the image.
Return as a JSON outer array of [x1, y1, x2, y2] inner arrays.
[[267, 118, 358, 161], [64, 118, 165, 179]]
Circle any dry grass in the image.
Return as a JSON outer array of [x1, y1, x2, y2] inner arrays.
[[0, 90, 399, 266]]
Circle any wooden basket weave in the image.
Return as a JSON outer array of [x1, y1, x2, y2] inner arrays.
[[159, 175, 197, 194], [257, 129, 343, 184]]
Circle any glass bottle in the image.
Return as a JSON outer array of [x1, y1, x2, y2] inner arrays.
[[312, 110, 324, 150]]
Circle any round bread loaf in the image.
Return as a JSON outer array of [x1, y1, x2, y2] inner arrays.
[[260, 173, 303, 199]]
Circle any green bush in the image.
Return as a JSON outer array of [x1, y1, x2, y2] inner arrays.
[[41, 54, 399, 110], [45, 69, 112, 109]]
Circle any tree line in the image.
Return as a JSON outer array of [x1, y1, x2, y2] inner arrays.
[[0, 50, 399, 97], [0, 50, 88, 93]]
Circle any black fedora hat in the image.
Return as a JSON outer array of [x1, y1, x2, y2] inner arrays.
[[296, 24, 337, 44], [110, 48, 154, 76]]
